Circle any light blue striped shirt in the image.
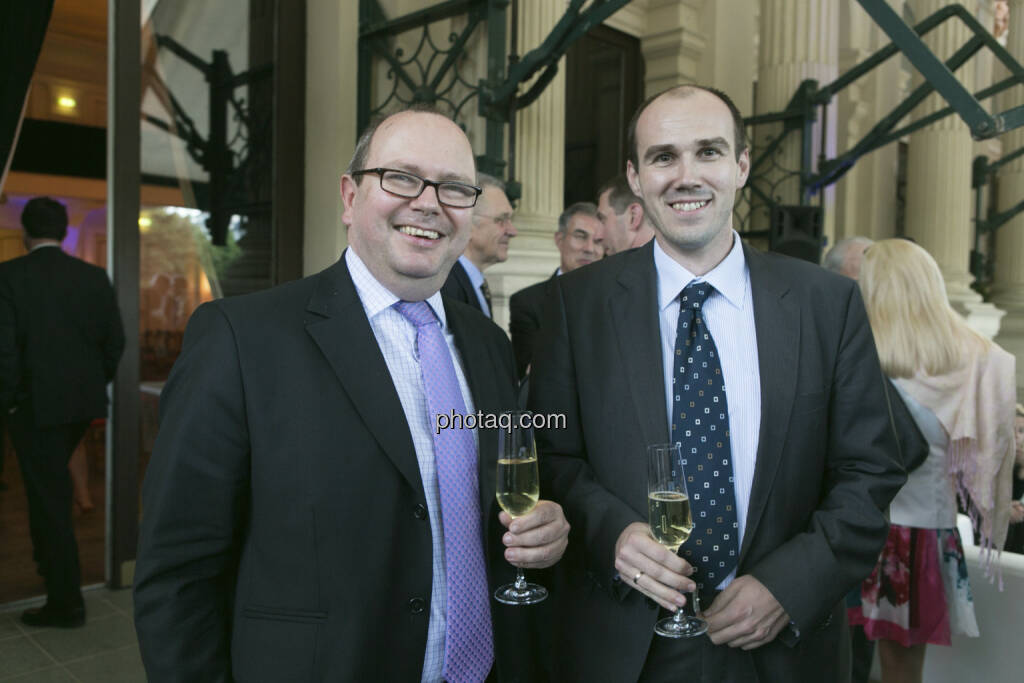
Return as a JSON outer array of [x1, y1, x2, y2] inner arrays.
[[345, 248, 478, 683], [653, 234, 761, 589]]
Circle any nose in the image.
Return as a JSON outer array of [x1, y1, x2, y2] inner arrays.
[[674, 158, 701, 189], [506, 221, 518, 238], [408, 184, 442, 213]]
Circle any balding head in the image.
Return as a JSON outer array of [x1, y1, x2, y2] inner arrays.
[[822, 237, 874, 279]]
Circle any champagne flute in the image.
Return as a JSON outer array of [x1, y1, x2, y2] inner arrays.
[[493, 410, 548, 605], [647, 442, 707, 638]]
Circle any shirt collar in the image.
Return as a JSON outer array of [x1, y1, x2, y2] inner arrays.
[[29, 243, 61, 252], [653, 231, 748, 312], [458, 254, 485, 288], [344, 247, 448, 328]]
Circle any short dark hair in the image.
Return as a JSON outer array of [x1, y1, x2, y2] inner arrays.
[[21, 197, 68, 241], [345, 103, 457, 182], [627, 84, 748, 169], [557, 201, 599, 234], [597, 174, 641, 215]]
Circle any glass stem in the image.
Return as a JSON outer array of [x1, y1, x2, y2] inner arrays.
[[674, 608, 685, 624], [513, 567, 527, 591]]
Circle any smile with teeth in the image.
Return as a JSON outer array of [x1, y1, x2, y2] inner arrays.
[[397, 225, 442, 240], [671, 199, 710, 212]]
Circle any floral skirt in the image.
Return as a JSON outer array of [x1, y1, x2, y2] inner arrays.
[[847, 524, 978, 647]]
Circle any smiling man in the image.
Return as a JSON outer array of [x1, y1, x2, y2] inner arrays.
[[441, 173, 518, 319], [529, 86, 905, 682], [133, 106, 568, 683]]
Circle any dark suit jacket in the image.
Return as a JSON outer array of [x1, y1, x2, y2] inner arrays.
[[509, 271, 558, 380], [133, 255, 529, 682], [529, 241, 906, 683], [0, 247, 124, 426], [441, 259, 485, 315]]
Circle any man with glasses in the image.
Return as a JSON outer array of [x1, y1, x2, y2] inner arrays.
[[441, 172, 518, 319], [509, 202, 604, 379], [134, 106, 569, 682]]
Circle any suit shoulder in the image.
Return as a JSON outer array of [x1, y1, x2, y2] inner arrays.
[[205, 269, 322, 323], [750, 247, 856, 295], [510, 277, 553, 306]]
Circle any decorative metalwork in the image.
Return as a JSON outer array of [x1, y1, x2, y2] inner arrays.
[[358, 0, 632, 196], [143, 35, 273, 245]]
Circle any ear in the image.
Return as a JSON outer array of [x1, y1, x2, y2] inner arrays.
[[553, 230, 564, 248], [626, 161, 642, 196], [736, 148, 751, 189], [628, 202, 644, 232], [340, 174, 358, 226]]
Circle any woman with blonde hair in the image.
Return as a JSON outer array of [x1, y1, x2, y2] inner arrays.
[[848, 239, 1016, 683]]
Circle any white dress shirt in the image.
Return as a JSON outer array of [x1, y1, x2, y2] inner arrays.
[[345, 248, 478, 683], [653, 234, 761, 589], [457, 254, 491, 318]]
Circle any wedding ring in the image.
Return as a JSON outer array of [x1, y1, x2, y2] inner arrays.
[[633, 570, 644, 584]]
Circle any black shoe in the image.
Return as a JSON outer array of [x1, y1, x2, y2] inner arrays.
[[20, 604, 86, 628]]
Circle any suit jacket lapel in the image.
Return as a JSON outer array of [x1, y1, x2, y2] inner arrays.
[[304, 258, 424, 499], [610, 243, 669, 508], [739, 245, 800, 563], [445, 304, 500, 529]]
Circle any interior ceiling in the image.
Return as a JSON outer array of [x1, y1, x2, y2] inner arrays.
[[37, 0, 250, 191]]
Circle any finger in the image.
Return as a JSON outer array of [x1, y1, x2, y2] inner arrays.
[[507, 540, 567, 569], [498, 511, 514, 529], [503, 519, 568, 548], [615, 558, 690, 609], [615, 546, 694, 594], [507, 501, 557, 533]]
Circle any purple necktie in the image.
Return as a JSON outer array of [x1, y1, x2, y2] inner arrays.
[[394, 300, 494, 683]]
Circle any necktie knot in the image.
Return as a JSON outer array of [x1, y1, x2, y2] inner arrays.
[[680, 281, 714, 310], [394, 300, 437, 328]]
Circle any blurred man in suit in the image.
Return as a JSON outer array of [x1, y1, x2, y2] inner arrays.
[[509, 202, 603, 379], [133, 107, 569, 682], [441, 173, 518, 318], [0, 197, 124, 628], [530, 85, 905, 682], [596, 174, 655, 256], [822, 236, 874, 280]]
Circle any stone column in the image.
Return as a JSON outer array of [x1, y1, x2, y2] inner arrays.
[[640, 0, 706, 96], [993, 0, 1024, 391], [754, 0, 839, 240], [835, 0, 908, 242], [488, 0, 568, 333], [903, 0, 1003, 335]]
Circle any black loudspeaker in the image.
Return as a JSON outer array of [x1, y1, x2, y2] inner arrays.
[[769, 205, 824, 264]]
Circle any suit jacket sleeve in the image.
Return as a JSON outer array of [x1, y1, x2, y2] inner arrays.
[[746, 284, 906, 635], [884, 376, 928, 472], [529, 279, 643, 587], [509, 291, 538, 380], [133, 302, 250, 683], [0, 272, 19, 411], [100, 274, 126, 382]]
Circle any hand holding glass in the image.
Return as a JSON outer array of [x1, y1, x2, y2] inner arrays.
[[494, 411, 547, 605], [647, 442, 706, 638]]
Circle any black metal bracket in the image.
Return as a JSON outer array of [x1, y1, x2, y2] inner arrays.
[[144, 35, 273, 245]]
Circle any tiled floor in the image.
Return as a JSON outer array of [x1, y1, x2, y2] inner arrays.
[[0, 587, 145, 682]]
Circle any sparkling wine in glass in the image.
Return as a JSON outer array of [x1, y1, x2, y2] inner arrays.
[[648, 442, 707, 638], [494, 411, 548, 605]]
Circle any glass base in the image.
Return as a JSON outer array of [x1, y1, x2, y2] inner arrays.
[[654, 613, 707, 638], [493, 581, 548, 605]]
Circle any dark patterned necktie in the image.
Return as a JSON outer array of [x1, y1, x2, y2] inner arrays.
[[479, 279, 493, 318], [670, 282, 739, 597]]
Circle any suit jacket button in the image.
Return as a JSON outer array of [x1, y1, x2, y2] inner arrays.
[[408, 597, 426, 614], [413, 503, 428, 520]]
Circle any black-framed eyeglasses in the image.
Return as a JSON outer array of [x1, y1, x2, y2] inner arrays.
[[351, 167, 482, 208]]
